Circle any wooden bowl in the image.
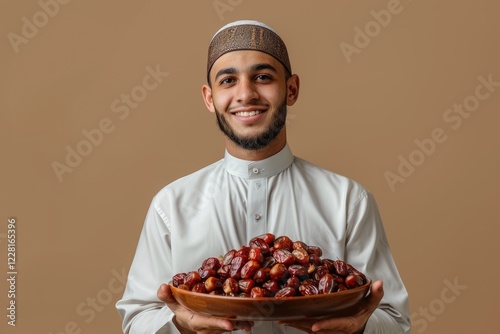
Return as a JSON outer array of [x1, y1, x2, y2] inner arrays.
[[170, 279, 371, 321]]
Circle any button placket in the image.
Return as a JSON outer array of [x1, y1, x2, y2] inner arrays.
[[247, 177, 268, 237]]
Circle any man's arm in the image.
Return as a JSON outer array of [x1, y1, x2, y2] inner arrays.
[[116, 196, 254, 334], [278, 190, 410, 333], [345, 190, 410, 333], [116, 200, 180, 333]]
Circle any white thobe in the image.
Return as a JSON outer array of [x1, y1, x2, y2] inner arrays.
[[116, 145, 410, 333]]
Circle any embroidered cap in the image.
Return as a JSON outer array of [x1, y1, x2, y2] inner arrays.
[[207, 20, 292, 80]]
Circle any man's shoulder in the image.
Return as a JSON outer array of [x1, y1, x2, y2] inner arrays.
[[293, 157, 364, 185], [292, 157, 369, 198], [152, 159, 224, 200]]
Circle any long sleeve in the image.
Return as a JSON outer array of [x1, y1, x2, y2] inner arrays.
[[116, 199, 179, 334], [345, 191, 411, 333]]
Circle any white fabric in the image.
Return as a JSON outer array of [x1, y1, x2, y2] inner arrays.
[[211, 20, 279, 41], [116, 145, 411, 333]]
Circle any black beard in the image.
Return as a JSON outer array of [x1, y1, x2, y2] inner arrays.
[[215, 99, 287, 150]]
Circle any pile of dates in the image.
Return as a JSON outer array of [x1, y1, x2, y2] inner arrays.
[[171, 234, 367, 298]]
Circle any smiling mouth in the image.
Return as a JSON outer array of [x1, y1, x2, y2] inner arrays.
[[234, 110, 265, 117]]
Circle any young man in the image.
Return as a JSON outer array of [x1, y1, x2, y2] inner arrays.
[[116, 20, 410, 333]]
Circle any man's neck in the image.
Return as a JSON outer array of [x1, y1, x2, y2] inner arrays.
[[224, 130, 287, 161]]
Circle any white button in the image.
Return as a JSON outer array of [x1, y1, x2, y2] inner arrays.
[[254, 214, 261, 221], [252, 168, 259, 174]]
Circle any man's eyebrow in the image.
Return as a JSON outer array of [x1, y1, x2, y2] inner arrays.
[[214, 67, 237, 81], [214, 63, 279, 81], [250, 63, 278, 73]]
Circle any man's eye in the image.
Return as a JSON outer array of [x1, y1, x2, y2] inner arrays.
[[220, 77, 235, 85], [255, 74, 272, 82]]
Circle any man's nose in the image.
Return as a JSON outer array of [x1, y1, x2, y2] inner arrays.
[[236, 79, 259, 103]]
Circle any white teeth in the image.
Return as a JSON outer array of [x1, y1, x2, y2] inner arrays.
[[235, 110, 262, 117]]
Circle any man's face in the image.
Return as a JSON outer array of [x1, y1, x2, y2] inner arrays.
[[202, 50, 298, 151]]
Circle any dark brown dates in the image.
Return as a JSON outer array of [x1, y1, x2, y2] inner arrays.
[[240, 260, 260, 279], [288, 264, 308, 278], [299, 283, 319, 296], [269, 263, 288, 281], [222, 277, 238, 294], [275, 286, 296, 298], [318, 273, 336, 294], [274, 236, 293, 251], [272, 249, 295, 265], [171, 234, 367, 298]]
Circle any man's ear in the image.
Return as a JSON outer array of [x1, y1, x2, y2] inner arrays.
[[286, 74, 300, 106], [201, 84, 216, 113]]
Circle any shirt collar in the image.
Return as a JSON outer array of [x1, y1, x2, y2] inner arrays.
[[224, 144, 295, 179]]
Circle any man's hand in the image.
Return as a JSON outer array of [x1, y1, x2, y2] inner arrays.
[[278, 280, 384, 334], [157, 283, 254, 333]]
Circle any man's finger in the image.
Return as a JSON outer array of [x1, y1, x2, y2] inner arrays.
[[157, 283, 177, 304], [309, 280, 384, 332], [367, 280, 384, 310]]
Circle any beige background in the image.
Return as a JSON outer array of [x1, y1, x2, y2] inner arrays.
[[1, 0, 499, 333]]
